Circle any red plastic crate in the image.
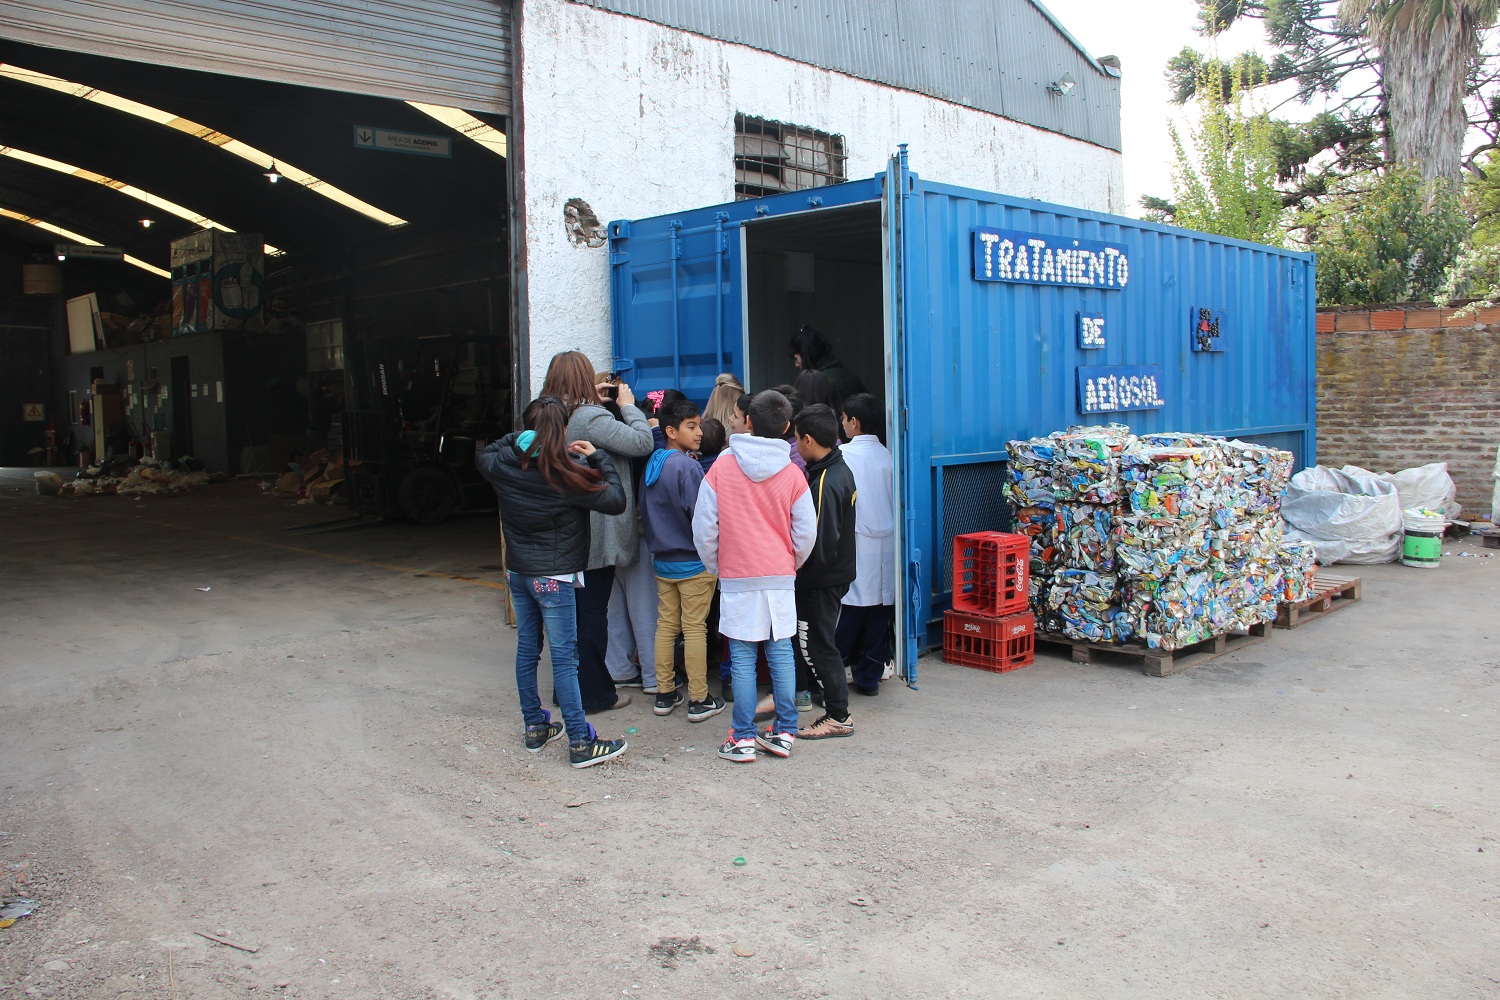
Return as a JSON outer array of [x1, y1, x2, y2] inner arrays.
[[951, 531, 1030, 617], [943, 610, 1035, 673]]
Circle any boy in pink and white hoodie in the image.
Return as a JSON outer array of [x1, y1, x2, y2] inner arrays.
[[693, 390, 816, 762]]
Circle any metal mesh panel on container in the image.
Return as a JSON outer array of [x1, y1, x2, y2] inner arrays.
[[937, 462, 1008, 595]]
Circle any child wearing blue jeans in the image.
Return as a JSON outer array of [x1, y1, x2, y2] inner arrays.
[[477, 397, 630, 769], [693, 390, 816, 762]]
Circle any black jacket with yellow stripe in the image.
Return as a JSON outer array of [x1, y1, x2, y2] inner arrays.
[[796, 446, 858, 590]]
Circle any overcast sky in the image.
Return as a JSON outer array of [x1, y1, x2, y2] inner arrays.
[[1041, 0, 1267, 215]]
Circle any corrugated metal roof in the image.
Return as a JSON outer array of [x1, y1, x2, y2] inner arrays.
[[0, 0, 513, 114], [573, 0, 1121, 151]]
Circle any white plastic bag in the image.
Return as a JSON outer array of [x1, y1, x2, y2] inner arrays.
[[1345, 462, 1460, 520], [1492, 446, 1500, 522], [1280, 465, 1402, 564]]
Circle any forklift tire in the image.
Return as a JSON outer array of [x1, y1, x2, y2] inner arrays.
[[398, 466, 458, 525]]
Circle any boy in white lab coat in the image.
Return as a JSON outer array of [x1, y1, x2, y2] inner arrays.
[[835, 393, 896, 695]]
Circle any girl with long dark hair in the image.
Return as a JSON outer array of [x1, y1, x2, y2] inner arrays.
[[541, 351, 655, 708], [477, 396, 630, 768]]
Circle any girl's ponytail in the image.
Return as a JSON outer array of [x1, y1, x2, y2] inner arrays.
[[520, 397, 605, 493]]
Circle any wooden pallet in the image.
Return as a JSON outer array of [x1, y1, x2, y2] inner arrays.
[[1275, 573, 1362, 630], [1034, 622, 1271, 678]]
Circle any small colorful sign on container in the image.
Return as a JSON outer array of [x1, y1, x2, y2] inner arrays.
[[1077, 312, 1106, 350], [972, 228, 1130, 289], [1076, 365, 1166, 414]]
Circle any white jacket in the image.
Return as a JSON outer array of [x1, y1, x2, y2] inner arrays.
[[841, 435, 896, 606]]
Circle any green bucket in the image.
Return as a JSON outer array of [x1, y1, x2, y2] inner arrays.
[[1401, 529, 1442, 568]]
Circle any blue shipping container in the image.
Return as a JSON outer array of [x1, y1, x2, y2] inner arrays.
[[608, 151, 1316, 682]]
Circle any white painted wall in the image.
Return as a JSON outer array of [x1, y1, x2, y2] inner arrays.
[[519, 0, 1126, 392]]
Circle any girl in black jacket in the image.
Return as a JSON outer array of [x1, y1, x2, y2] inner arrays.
[[477, 396, 630, 769]]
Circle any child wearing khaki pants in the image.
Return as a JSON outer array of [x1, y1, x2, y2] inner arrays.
[[641, 399, 725, 723]]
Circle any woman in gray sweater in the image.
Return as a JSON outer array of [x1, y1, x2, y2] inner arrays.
[[540, 351, 655, 712]]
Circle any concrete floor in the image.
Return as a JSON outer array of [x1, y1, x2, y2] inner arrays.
[[0, 474, 1496, 999]]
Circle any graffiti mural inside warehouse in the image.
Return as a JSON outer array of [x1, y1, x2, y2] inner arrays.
[[0, 38, 512, 523]]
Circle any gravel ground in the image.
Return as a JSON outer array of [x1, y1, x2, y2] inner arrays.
[[0, 479, 1495, 998]]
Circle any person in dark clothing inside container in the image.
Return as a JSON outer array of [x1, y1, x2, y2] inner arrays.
[[788, 325, 866, 412]]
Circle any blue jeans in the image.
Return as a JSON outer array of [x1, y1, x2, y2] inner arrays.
[[728, 637, 795, 741], [510, 573, 589, 744]]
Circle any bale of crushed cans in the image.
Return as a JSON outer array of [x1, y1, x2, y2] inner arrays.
[[1007, 425, 1300, 650], [1278, 537, 1317, 603]]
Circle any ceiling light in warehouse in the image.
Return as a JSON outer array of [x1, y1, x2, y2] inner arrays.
[[0, 63, 408, 228], [0, 205, 170, 277], [0, 145, 282, 254], [406, 102, 508, 158]]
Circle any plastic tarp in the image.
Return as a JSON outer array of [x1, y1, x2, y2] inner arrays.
[[1345, 463, 1460, 520], [1494, 446, 1500, 521], [1281, 465, 1402, 564]]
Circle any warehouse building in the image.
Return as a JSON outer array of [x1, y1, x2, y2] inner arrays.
[[0, 0, 1123, 500]]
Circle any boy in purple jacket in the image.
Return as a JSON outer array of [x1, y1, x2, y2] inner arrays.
[[641, 399, 725, 723]]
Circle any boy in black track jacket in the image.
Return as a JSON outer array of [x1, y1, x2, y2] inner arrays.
[[790, 404, 860, 740]]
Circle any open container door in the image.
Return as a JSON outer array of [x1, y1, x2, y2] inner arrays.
[[608, 210, 742, 401], [608, 178, 887, 397], [884, 147, 922, 687]]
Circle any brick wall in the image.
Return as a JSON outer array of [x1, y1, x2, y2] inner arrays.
[[1317, 304, 1500, 516]]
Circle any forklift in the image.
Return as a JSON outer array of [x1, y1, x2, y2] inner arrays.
[[342, 331, 509, 524]]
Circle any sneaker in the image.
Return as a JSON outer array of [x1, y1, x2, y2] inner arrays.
[[687, 694, 726, 723], [653, 689, 686, 716], [590, 692, 632, 712], [569, 727, 628, 768], [718, 732, 758, 763], [796, 691, 814, 713], [614, 670, 645, 688], [755, 728, 795, 758], [523, 711, 564, 752], [798, 712, 854, 740], [852, 683, 880, 697], [753, 693, 776, 719]]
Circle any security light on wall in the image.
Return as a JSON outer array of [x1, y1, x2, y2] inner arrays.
[[1049, 73, 1077, 96], [264, 161, 283, 183], [139, 218, 154, 228]]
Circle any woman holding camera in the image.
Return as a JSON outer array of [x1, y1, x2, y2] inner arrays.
[[540, 350, 653, 712]]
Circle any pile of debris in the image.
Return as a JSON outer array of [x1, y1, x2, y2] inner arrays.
[[35, 458, 226, 498], [264, 448, 353, 504]]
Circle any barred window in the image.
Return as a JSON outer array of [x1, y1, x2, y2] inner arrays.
[[734, 114, 847, 200]]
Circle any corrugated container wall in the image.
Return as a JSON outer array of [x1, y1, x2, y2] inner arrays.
[[904, 177, 1315, 645], [608, 164, 1316, 664]]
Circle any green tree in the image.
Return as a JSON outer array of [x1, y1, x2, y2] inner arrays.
[[1436, 151, 1500, 305], [1171, 0, 1500, 195], [1339, 0, 1499, 182], [1302, 165, 1469, 303], [1167, 62, 1286, 243]]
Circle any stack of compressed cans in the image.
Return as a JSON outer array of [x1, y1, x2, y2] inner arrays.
[[1007, 425, 1299, 650], [1278, 537, 1317, 603], [1002, 437, 1058, 612], [1016, 424, 1136, 644]]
